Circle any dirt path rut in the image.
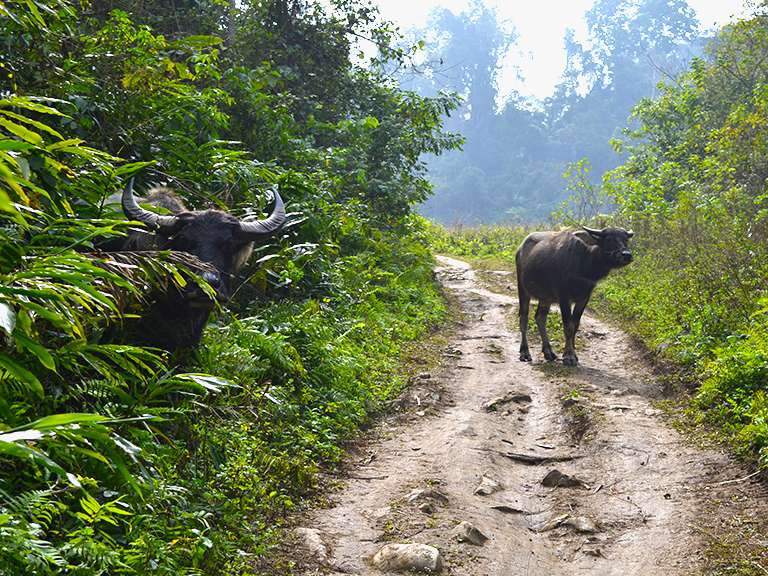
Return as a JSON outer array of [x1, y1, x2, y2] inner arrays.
[[297, 256, 762, 576]]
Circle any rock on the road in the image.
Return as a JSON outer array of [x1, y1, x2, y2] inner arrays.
[[482, 390, 532, 412], [473, 475, 502, 496], [454, 521, 489, 545], [295, 527, 329, 565], [407, 488, 449, 506], [371, 543, 444, 572]]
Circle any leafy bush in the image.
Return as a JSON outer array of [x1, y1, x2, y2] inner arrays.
[[695, 302, 768, 468], [0, 0, 459, 573], [593, 15, 768, 467]]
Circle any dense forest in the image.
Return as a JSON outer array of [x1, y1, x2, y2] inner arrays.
[[406, 0, 707, 223], [0, 0, 460, 573], [4, 0, 768, 573]]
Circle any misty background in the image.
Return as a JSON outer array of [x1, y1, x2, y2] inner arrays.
[[375, 0, 746, 224]]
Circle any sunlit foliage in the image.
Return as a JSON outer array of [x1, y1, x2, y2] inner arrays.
[[0, 0, 460, 573]]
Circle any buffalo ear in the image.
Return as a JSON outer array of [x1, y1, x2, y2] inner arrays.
[[582, 225, 604, 239], [156, 212, 193, 237], [626, 229, 634, 238]]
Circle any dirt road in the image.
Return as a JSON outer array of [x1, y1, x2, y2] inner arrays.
[[295, 256, 766, 575]]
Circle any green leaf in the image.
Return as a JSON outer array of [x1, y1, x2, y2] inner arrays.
[[22, 0, 46, 29], [0, 96, 66, 116], [0, 117, 43, 145], [0, 109, 63, 140], [13, 333, 56, 371], [45, 138, 85, 152], [175, 35, 224, 49], [0, 432, 80, 487], [0, 352, 43, 397], [112, 434, 141, 459], [0, 139, 35, 151], [174, 373, 237, 393], [0, 189, 15, 214], [18, 413, 107, 431], [114, 161, 155, 176]]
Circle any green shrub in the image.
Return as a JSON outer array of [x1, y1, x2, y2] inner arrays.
[[0, 0, 459, 572], [696, 302, 768, 468]]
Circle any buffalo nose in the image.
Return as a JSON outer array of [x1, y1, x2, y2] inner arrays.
[[621, 250, 633, 263]]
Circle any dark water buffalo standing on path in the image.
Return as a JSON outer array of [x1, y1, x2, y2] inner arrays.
[[516, 226, 633, 366], [115, 179, 286, 350]]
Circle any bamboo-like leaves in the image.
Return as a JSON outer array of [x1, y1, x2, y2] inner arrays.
[[0, 413, 155, 490]]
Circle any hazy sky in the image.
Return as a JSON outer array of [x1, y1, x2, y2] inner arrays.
[[372, 0, 750, 100]]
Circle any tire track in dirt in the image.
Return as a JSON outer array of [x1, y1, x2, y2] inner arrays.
[[295, 256, 765, 576]]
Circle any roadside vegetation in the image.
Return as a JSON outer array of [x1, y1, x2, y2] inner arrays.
[[0, 0, 460, 574], [431, 12, 768, 472]]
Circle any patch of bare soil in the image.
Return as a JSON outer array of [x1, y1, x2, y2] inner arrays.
[[291, 256, 768, 576]]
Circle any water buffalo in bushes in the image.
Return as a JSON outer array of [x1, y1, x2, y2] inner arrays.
[[516, 226, 633, 366], [106, 180, 285, 351]]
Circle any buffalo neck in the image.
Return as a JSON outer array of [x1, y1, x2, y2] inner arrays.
[[582, 244, 613, 281]]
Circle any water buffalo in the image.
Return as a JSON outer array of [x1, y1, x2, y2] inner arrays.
[[516, 226, 633, 366], [107, 179, 286, 350]]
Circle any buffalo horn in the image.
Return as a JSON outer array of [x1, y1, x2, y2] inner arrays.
[[237, 189, 286, 239], [582, 225, 605, 238], [122, 178, 180, 230], [626, 229, 634, 238]]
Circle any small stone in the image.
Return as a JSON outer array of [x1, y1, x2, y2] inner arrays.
[[371, 506, 391, 520], [473, 475, 502, 496], [371, 543, 443, 572], [564, 516, 599, 533], [418, 372, 432, 380], [407, 488, 449, 506], [482, 391, 532, 412], [295, 527, 329, 565], [532, 513, 571, 533], [454, 521, 489, 545], [418, 502, 434, 514], [541, 469, 588, 489]]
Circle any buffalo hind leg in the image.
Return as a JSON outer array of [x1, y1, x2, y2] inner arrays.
[[535, 303, 556, 361], [518, 289, 532, 362], [559, 298, 578, 366]]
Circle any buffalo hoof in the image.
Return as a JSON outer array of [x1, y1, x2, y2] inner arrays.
[[562, 353, 579, 367], [519, 350, 532, 362], [543, 348, 557, 362]]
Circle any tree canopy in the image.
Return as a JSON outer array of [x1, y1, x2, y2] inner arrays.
[[410, 0, 705, 224]]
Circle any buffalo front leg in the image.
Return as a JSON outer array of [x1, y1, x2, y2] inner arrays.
[[535, 303, 556, 361], [567, 298, 589, 364], [559, 298, 578, 366], [518, 291, 532, 362]]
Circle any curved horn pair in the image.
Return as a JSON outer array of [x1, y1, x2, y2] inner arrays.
[[582, 225, 634, 238], [122, 179, 286, 239]]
